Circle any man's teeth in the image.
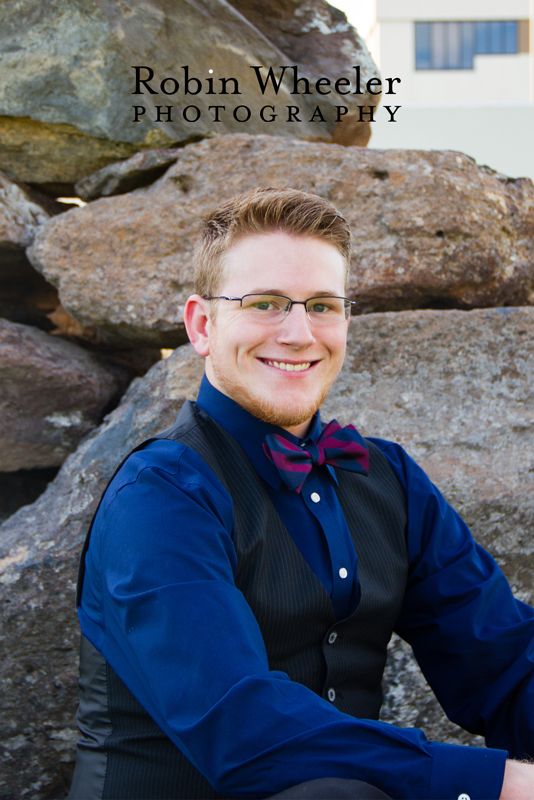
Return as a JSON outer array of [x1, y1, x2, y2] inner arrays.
[[266, 360, 311, 372]]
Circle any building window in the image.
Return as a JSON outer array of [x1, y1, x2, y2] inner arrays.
[[415, 20, 521, 69]]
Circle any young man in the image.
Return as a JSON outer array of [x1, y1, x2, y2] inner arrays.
[[71, 188, 534, 800]]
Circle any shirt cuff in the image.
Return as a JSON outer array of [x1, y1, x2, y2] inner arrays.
[[430, 742, 508, 800]]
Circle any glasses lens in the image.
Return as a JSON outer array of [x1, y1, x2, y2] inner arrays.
[[306, 297, 350, 325], [241, 294, 290, 323]]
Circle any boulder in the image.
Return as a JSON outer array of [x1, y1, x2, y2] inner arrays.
[[0, 115, 170, 196], [28, 135, 534, 348], [0, 319, 131, 471], [75, 148, 181, 201], [1, 306, 533, 797], [0, 0, 379, 187], [0, 171, 61, 328], [229, 0, 379, 146]]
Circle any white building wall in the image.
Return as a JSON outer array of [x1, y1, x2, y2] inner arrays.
[[376, 0, 531, 22]]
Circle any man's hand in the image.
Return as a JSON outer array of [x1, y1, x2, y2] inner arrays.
[[500, 760, 534, 799]]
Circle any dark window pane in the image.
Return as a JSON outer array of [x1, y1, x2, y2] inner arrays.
[[415, 22, 432, 69], [476, 21, 489, 53], [448, 22, 462, 68], [504, 21, 518, 53], [432, 21, 448, 68], [461, 22, 475, 68], [490, 21, 501, 53]]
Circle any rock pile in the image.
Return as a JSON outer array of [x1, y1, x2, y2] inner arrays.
[[0, 0, 378, 190], [1, 3, 534, 796]]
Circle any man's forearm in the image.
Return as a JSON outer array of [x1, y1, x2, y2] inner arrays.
[[500, 761, 534, 799]]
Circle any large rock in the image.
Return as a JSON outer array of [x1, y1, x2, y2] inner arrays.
[[0, 319, 131, 471], [28, 135, 534, 348], [74, 148, 181, 201], [229, 0, 379, 146], [1, 306, 533, 797], [0, 115, 169, 197], [0, 171, 61, 328], [0, 0, 378, 187]]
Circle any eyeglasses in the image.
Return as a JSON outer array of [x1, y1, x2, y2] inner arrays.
[[203, 293, 355, 325]]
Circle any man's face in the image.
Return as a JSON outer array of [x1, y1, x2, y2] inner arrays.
[[204, 231, 349, 436]]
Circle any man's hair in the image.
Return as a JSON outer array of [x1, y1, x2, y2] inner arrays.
[[193, 187, 352, 298]]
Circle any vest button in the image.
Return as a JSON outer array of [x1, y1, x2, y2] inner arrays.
[[327, 687, 336, 702], [458, 795, 470, 800], [328, 632, 338, 644], [338, 567, 348, 579], [310, 492, 320, 503]]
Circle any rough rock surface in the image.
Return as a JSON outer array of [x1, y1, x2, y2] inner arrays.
[[0, 116, 172, 195], [1, 307, 533, 797], [0, 0, 378, 187], [29, 135, 534, 348], [229, 0, 379, 145], [75, 148, 181, 201], [0, 319, 131, 471], [0, 171, 60, 328]]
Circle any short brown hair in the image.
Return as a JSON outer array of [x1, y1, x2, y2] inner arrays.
[[193, 187, 352, 297]]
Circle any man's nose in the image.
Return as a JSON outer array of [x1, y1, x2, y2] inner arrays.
[[275, 302, 316, 347]]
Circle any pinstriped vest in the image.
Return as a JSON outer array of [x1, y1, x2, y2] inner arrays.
[[70, 401, 408, 800]]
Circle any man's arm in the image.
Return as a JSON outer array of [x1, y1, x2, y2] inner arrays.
[[79, 439, 508, 800], [374, 439, 534, 760]]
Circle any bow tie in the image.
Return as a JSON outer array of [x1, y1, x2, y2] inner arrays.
[[263, 420, 369, 493]]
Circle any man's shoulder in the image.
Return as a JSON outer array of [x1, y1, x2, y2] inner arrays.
[[102, 437, 231, 512]]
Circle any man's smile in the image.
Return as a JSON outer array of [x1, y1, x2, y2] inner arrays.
[[260, 358, 316, 373]]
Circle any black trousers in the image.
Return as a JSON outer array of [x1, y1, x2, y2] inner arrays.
[[266, 777, 392, 799]]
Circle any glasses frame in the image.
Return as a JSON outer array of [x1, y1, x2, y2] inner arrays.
[[203, 293, 355, 325]]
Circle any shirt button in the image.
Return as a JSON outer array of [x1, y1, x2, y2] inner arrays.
[[458, 795, 470, 800], [328, 632, 338, 644], [338, 567, 348, 579], [310, 492, 320, 503], [327, 688, 336, 702]]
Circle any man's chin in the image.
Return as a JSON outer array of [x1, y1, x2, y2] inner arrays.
[[214, 376, 329, 430]]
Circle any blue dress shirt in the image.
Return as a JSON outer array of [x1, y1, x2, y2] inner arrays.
[[78, 376, 534, 800]]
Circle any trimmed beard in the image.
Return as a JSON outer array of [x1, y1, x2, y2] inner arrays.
[[210, 357, 332, 430]]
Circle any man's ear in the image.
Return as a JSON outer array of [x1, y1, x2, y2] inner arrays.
[[184, 295, 211, 357]]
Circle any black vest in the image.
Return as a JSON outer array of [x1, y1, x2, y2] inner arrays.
[[70, 402, 408, 800]]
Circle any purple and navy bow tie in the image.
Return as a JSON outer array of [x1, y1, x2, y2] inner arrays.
[[263, 420, 369, 493]]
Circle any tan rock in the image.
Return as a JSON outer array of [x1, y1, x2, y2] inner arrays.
[[0, 115, 172, 194], [0, 319, 130, 471], [28, 135, 534, 348], [1, 307, 533, 796]]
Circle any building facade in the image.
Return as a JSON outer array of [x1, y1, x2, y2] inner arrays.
[[346, 0, 534, 181]]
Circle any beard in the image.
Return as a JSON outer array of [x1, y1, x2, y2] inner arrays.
[[210, 356, 333, 430]]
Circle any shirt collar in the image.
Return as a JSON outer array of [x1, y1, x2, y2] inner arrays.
[[195, 375, 323, 491]]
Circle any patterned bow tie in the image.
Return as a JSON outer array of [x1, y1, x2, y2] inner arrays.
[[263, 420, 369, 493]]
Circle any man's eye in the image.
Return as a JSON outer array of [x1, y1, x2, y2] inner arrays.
[[254, 301, 273, 310], [309, 302, 330, 313]]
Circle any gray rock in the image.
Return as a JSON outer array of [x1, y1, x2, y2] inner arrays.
[[0, 0, 379, 187], [1, 307, 533, 796], [0, 171, 60, 329], [229, 0, 380, 145], [0, 319, 131, 471], [28, 135, 534, 348], [74, 148, 181, 201]]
